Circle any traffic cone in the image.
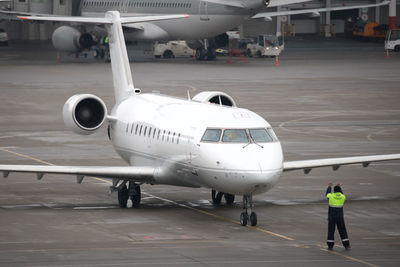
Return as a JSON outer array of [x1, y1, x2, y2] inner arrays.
[[386, 50, 390, 59], [275, 56, 279, 66]]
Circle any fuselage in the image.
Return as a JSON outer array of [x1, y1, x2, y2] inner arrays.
[[110, 93, 283, 196], [79, 0, 267, 40]]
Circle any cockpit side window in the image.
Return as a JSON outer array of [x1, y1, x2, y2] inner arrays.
[[267, 128, 278, 141], [222, 129, 249, 143], [201, 129, 221, 142], [249, 129, 273, 143]]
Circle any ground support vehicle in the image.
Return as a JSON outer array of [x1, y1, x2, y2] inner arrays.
[[246, 35, 284, 58], [385, 29, 400, 52], [154, 41, 194, 59]]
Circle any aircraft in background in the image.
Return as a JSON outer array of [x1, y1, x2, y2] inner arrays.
[[1, 11, 399, 227], [0, 0, 390, 60]]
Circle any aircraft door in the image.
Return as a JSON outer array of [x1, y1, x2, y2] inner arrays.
[[199, 1, 210, 21]]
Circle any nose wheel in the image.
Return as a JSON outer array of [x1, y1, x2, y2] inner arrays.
[[240, 195, 257, 226]]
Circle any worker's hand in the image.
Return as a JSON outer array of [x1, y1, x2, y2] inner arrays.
[[328, 182, 333, 186], [337, 183, 343, 186]]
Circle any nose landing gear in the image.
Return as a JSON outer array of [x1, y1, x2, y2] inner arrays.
[[211, 190, 235, 205], [240, 195, 257, 226]]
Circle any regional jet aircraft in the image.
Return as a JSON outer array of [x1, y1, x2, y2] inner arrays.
[[0, 0, 389, 60], [1, 11, 399, 227]]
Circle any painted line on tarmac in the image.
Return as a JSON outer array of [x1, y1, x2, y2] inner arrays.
[[0, 147, 55, 166], [279, 115, 337, 138], [188, 85, 197, 92], [319, 245, 379, 267], [0, 147, 294, 241]]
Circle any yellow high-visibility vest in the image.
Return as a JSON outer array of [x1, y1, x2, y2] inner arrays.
[[327, 192, 346, 207]]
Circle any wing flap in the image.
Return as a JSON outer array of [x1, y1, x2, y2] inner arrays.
[[0, 165, 156, 183], [283, 153, 400, 174]]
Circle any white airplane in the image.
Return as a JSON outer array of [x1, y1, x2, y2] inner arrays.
[[1, 11, 399, 227], [0, 0, 390, 60]]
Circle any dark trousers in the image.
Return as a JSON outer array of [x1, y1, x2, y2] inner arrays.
[[327, 210, 350, 248]]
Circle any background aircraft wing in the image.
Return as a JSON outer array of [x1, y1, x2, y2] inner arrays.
[[283, 154, 400, 174], [268, 0, 311, 8], [17, 14, 189, 24], [204, 0, 244, 8], [0, 165, 156, 183], [253, 0, 389, 19]]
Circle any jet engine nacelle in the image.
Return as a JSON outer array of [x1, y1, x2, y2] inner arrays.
[[52, 26, 96, 53], [63, 94, 107, 135], [243, 0, 270, 9], [192, 91, 237, 107]]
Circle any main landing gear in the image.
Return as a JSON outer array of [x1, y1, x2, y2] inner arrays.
[[211, 189, 235, 205], [117, 181, 141, 208], [240, 195, 257, 227]]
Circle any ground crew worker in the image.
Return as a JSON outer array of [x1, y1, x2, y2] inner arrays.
[[326, 182, 350, 250]]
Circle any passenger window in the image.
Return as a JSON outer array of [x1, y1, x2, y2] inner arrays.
[[201, 129, 221, 142], [172, 132, 175, 143], [126, 123, 129, 133], [177, 133, 181, 144], [222, 129, 249, 143], [144, 126, 147, 136], [167, 131, 170, 142], [153, 128, 156, 139], [157, 129, 161, 140], [135, 125, 138, 135], [249, 129, 273, 143], [162, 130, 165, 141], [139, 125, 143, 135], [131, 123, 134, 134]]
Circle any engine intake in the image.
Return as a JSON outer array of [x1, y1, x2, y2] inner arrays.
[[63, 94, 107, 135], [192, 91, 237, 107]]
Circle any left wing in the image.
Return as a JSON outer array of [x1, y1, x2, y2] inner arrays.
[[283, 153, 400, 174], [0, 165, 156, 184], [253, 0, 389, 19]]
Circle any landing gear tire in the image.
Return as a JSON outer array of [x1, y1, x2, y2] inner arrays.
[[212, 190, 224, 205], [195, 48, 206, 60], [129, 182, 141, 208], [240, 194, 256, 226], [224, 193, 235, 205], [240, 212, 248, 226], [118, 185, 129, 208], [250, 212, 258, 226], [163, 50, 174, 59], [246, 49, 252, 57], [206, 49, 216, 60]]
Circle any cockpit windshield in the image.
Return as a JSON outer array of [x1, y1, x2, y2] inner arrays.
[[201, 129, 222, 142], [201, 128, 278, 143], [249, 129, 273, 142], [222, 129, 249, 143]]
